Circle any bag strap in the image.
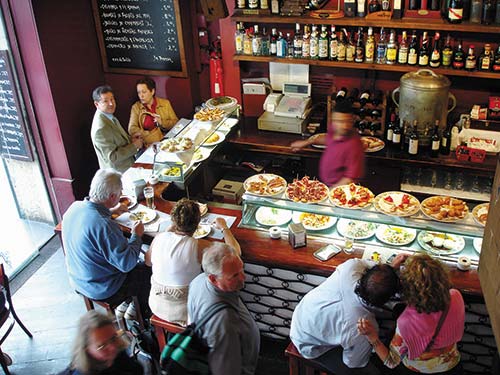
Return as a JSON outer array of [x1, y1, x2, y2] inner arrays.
[[195, 302, 235, 330], [424, 302, 450, 352]]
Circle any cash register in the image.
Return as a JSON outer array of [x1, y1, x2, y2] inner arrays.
[[258, 82, 312, 134]]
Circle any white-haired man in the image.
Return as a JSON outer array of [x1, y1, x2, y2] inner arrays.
[[187, 243, 260, 375], [62, 168, 151, 318]]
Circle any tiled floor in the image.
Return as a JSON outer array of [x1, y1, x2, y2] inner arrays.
[[3, 238, 288, 375]]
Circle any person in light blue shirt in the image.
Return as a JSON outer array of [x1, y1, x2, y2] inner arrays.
[[62, 168, 151, 318], [290, 257, 404, 375]]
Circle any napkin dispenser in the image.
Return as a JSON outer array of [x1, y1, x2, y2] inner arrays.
[[133, 179, 147, 200]]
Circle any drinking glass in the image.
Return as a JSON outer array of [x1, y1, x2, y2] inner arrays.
[[143, 187, 155, 209], [343, 235, 354, 254]]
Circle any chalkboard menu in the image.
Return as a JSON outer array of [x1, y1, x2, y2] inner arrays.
[[92, 0, 187, 77], [0, 50, 33, 161]]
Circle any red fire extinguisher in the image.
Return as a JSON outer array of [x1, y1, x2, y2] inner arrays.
[[210, 37, 224, 97]]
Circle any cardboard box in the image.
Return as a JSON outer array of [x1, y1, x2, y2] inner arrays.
[[212, 179, 244, 204]]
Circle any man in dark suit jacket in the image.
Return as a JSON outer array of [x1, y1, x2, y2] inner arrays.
[[91, 85, 143, 172]]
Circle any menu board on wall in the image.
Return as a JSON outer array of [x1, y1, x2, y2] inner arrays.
[[92, 0, 187, 77], [0, 50, 33, 161]]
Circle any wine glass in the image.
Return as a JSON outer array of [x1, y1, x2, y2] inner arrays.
[[152, 142, 161, 173]]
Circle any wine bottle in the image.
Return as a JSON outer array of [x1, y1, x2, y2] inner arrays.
[[408, 31, 419, 66], [398, 31, 408, 65], [441, 34, 453, 68], [465, 45, 477, 71], [270, 28, 278, 56], [372, 90, 384, 106], [440, 123, 451, 155], [392, 119, 402, 149], [293, 23, 303, 59], [302, 25, 311, 59], [482, 0, 495, 24], [369, 0, 381, 12], [365, 27, 375, 63], [359, 89, 371, 107], [452, 40, 465, 69], [329, 25, 338, 61], [429, 33, 441, 68], [346, 30, 356, 62], [310, 25, 319, 59], [418, 31, 430, 66], [319, 25, 329, 60], [430, 120, 440, 157], [347, 88, 360, 103], [335, 87, 348, 102], [448, 0, 464, 23], [357, 0, 367, 17], [355, 27, 365, 63], [337, 30, 346, 61], [386, 112, 396, 146], [493, 45, 500, 72], [408, 121, 419, 156], [409, 0, 420, 10]]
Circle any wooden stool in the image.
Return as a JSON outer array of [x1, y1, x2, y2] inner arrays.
[[150, 314, 184, 349], [285, 342, 334, 375]]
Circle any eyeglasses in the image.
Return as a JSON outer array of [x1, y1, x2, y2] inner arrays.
[[95, 329, 127, 351]]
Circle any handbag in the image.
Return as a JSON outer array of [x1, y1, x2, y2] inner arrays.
[[160, 302, 233, 375], [424, 302, 451, 352]]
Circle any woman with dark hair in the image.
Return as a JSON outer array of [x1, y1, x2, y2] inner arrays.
[[358, 253, 465, 374], [145, 199, 240, 325], [128, 77, 178, 146]]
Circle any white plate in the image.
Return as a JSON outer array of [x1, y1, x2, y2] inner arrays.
[[129, 207, 157, 224], [193, 224, 211, 239], [375, 225, 417, 246], [192, 148, 211, 163], [361, 136, 385, 153], [311, 143, 326, 149], [336, 218, 378, 240], [291, 211, 337, 231], [417, 231, 465, 255], [243, 174, 287, 197], [472, 203, 489, 226], [202, 131, 225, 146], [473, 238, 482, 254], [160, 137, 194, 153], [255, 206, 292, 226], [373, 191, 420, 217], [119, 195, 137, 210]]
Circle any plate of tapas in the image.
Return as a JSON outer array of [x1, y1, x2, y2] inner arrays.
[[472, 203, 489, 226], [420, 196, 469, 222], [336, 218, 378, 240], [374, 191, 420, 217], [361, 136, 385, 153], [291, 211, 337, 231], [376, 225, 417, 246], [192, 147, 210, 163], [243, 174, 287, 197], [202, 131, 225, 146], [417, 231, 465, 255], [119, 195, 137, 210], [255, 207, 292, 226], [285, 176, 329, 204], [194, 107, 225, 123], [193, 224, 212, 239], [473, 238, 482, 254], [329, 183, 374, 209], [160, 137, 193, 153], [129, 207, 157, 225]]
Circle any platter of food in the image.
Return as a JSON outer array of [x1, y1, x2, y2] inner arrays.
[[202, 131, 225, 146], [160, 165, 184, 177], [129, 207, 157, 224], [374, 191, 420, 217], [329, 183, 374, 209], [420, 196, 469, 222], [192, 147, 210, 163], [255, 207, 292, 226], [243, 174, 287, 196], [375, 225, 417, 246], [417, 231, 465, 255], [160, 137, 193, 153], [205, 96, 238, 114], [472, 203, 489, 226], [193, 224, 211, 239], [194, 107, 225, 122], [361, 136, 385, 153], [285, 176, 329, 204], [473, 238, 482, 254], [291, 211, 337, 231], [119, 195, 137, 210], [336, 218, 378, 240]]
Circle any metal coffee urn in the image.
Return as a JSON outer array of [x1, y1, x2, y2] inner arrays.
[[392, 69, 456, 146]]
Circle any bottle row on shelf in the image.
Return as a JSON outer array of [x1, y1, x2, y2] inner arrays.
[[235, 23, 500, 72]]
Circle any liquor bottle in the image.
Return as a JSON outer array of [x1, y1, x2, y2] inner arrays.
[[319, 25, 329, 60], [260, 0, 269, 9], [276, 32, 287, 58], [357, 0, 367, 17], [234, 23, 245, 55], [286, 32, 294, 58], [372, 90, 384, 106], [479, 44, 493, 71], [418, 31, 430, 66], [430, 0, 440, 10], [365, 27, 375, 63], [493, 45, 500, 72], [429, 33, 441, 68], [447, 0, 464, 23], [369, 0, 381, 12], [252, 25, 262, 56], [346, 30, 356, 62], [243, 27, 253, 55], [392, 119, 402, 149], [302, 25, 311, 59], [329, 25, 338, 61], [269, 28, 278, 56], [409, 0, 420, 10], [236, 0, 246, 9], [398, 30, 408, 65], [386, 112, 396, 146], [465, 45, 477, 71], [293, 23, 303, 59], [481, 0, 495, 24], [261, 27, 270, 56], [347, 88, 360, 103], [354, 27, 365, 63], [337, 31, 346, 61], [248, 0, 259, 9], [335, 87, 348, 102], [470, 0, 482, 22], [430, 121, 440, 157], [359, 89, 371, 106], [408, 121, 419, 156], [440, 123, 451, 155], [271, 0, 281, 14], [386, 29, 398, 65], [441, 34, 453, 68], [382, 0, 391, 10], [402, 120, 409, 151], [376, 28, 387, 64], [393, 0, 403, 18], [310, 25, 320, 59], [407, 31, 419, 66], [452, 40, 465, 69]]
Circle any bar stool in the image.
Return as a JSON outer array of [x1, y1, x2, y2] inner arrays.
[[150, 314, 184, 349], [285, 342, 335, 375]]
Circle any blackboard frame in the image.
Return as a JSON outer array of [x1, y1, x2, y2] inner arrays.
[[92, 0, 188, 77], [0, 49, 33, 161]]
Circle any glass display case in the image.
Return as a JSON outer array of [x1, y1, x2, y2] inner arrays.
[[240, 191, 484, 264]]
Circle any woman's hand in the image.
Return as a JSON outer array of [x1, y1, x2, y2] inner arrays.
[[213, 217, 229, 231], [357, 318, 378, 343]]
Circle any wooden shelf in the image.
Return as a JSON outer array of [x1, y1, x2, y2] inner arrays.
[[233, 55, 500, 79], [231, 14, 500, 34]]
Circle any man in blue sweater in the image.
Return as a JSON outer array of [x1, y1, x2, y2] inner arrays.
[[62, 168, 151, 318]]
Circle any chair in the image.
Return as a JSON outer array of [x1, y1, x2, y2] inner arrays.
[[285, 342, 334, 375], [150, 314, 184, 349], [0, 264, 33, 375]]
